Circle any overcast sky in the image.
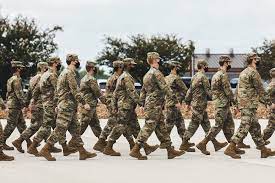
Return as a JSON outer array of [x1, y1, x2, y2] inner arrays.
[[1, 0, 275, 65]]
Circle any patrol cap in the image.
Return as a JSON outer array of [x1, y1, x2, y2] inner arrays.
[[113, 60, 124, 68], [86, 60, 97, 67], [37, 62, 48, 70], [47, 57, 61, 64], [246, 52, 260, 64], [11, 61, 25, 68], [197, 59, 208, 68], [66, 54, 79, 63], [147, 52, 160, 61], [123, 58, 137, 65], [168, 60, 182, 68], [219, 55, 231, 65], [270, 68, 275, 77]]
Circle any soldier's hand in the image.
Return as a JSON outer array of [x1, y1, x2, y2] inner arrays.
[[186, 105, 191, 111], [139, 107, 144, 114], [175, 103, 181, 109], [55, 107, 58, 113], [233, 107, 240, 115], [84, 104, 91, 111], [272, 103, 275, 110], [22, 107, 28, 114]]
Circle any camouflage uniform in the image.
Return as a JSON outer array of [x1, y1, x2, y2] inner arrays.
[[183, 69, 212, 141], [164, 67, 188, 139], [33, 67, 59, 143], [4, 61, 28, 143], [107, 69, 140, 142], [79, 61, 106, 137], [136, 66, 176, 149], [262, 68, 275, 141], [20, 62, 48, 140], [0, 97, 5, 151], [231, 66, 268, 147], [46, 66, 85, 147], [206, 68, 235, 142]]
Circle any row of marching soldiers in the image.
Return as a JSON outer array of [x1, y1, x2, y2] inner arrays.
[[0, 51, 274, 161]]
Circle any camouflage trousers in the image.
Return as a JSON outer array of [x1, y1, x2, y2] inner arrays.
[[47, 106, 83, 147], [34, 104, 58, 143], [136, 106, 172, 149], [262, 109, 275, 141], [0, 122, 3, 151], [205, 106, 235, 142], [20, 107, 44, 140], [80, 107, 102, 137], [108, 108, 136, 142], [183, 108, 211, 141], [3, 108, 27, 142], [165, 106, 186, 139], [231, 108, 265, 147]]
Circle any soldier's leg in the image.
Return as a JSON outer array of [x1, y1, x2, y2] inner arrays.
[[262, 112, 275, 141], [0, 122, 3, 151], [165, 107, 176, 136], [16, 111, 27, 134], [3, 108, 20, 147], [154, 113, 172, 149], [129, 111, 140, 139], [205, 108, 226, 141], [89, 110, 102, 138], [21, 109, 43, 140], [182, 109, 201, 141], [223, 109, 235, 142], [79, 108, 92, 135], [248, 111, 265, 148], [174, 108, 186, 138], [0, 122, 14, 161]]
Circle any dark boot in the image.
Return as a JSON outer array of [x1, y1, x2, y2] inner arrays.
[[127, 138, 135, 150], [129, 143, 147, 160], [3, 143, 14, 150], [180, 139, 195, 152], [260, 146, 275, 158], [12, 137, 25, 153], [212, 139, 228, 152], [50, 146, 62, 153], [26, 139, 32, 149], [144, 143, 159, 155], [103, 141, 121, 156], [235, 147, 245, 155], [93, 138, 107, 152], [62, 143, 76, 156], [27, 140, 40, 157], [237, 141, 250, 149], [224, 142, 241, 159], [78, 146, 97, 160], [39, 143, 56, 161], [0, 151, 14, 161], [196, 138, 210, 155], [68, 139, 78, 153], [167, 146, 185, 159]]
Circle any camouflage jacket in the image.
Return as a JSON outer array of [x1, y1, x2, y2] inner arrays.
[[27, 73, 43, 108], [211, 69, 235, 108], [33, 68, 58, 107], [56, 67, 85, 110], [113, 71, 140, 110], [80, 74, 106, 107], [266, 81, 275, 105], [237, 66, 268, 109], [165, 73, 188, 107], [6, 74, 27, 109], [185, 71, 212, 111], [140, 67, 177, 109], [105, 72, 120, 107], [0, 96, 5, 110]]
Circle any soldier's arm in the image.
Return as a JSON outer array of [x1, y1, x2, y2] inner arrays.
[[89, 79, 106, 104], [202, 76, 212, 100], [252, 72, 269, 105], [222, 74, 235, 105], [124, 77, 141, 106], [14, 79, 27, 107], [49, 74, 58, 105], [176, 77, 188, 102], [185, 88, 192, 105], [30, 81, 41, 105], [139, 85, 146, 107], [0, 97, 5, 110], [67, 72, 85, 105]]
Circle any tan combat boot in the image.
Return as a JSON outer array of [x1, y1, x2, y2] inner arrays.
[[12, 137, 25, 153], [127, 138, 135, 150], [212, 139, 228, 152], [68, 138, 79, 153], [27, 140, 40, 156], [196, 138, 210, 155], [224, 142, 241, 159], [260, 146, 275, 158], [39, 143, 56, 161], [62, 143, 76, 156], [93, 138, 107, 152], [129, 143, 147, 160], [167, 146, 185, 159], [26, 139, 32, 149], [103, 141, 121, 156], [3, 143, 14, 150], [78, 146, 97, 160], [235, 147, 245, 155], [50, 146, 62, 153], [180, 139, 195, 152], [0, 151, 14, 161], [237, 141, 250, 149], [144, 143, 159, 155]]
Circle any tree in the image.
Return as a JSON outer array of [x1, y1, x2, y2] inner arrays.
[[0, 15, 62, 97], [96, 34, 195, 83], [253, 39, 275, 80]]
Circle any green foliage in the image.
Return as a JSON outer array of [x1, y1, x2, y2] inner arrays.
[[96, 34, 194, 83], [253, 39, 275, 80]]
